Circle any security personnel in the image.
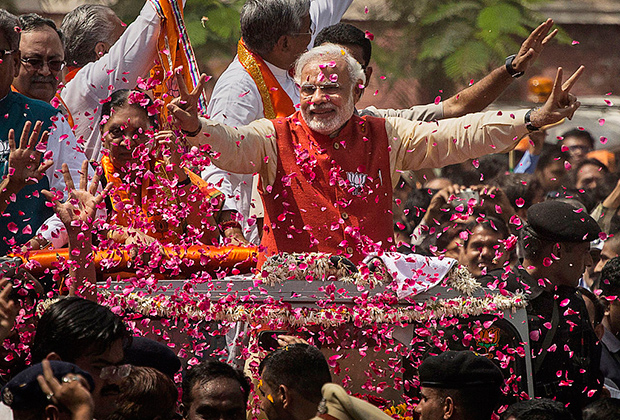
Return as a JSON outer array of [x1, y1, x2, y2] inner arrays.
[[507, 200, 604, 415]]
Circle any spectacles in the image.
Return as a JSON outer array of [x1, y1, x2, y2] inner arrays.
[[291, 27, 314, 37], [100, 364, 131, 380], [0, 49, 14, 60], [21, 57, 65, 72], [300, 82, 341, 98], [566, 145, 592, 153]]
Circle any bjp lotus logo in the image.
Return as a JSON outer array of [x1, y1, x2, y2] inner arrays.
[[476, 326, 502, 359], [346, 172, 368, 196]]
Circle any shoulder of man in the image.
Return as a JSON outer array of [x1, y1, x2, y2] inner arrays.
[[9, 91, 59, 120]]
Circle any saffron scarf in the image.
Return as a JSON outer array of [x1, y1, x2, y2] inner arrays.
[[237, 39, 295, 119]]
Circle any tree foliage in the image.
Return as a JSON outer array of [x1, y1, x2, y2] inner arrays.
[[377, 0, 565, 98]]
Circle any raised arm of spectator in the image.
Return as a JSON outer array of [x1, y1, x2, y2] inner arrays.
[[0, 121, 52, 214], [42, 161, 110, 299], [442, 19, 557, 118]]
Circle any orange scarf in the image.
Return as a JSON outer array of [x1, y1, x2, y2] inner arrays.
[[149, 0, 207, 128], [101, 155, 222, 242], [237, 39, 295, 119]]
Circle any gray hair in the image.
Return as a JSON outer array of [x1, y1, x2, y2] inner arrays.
[[19, 13, 65, 46], [294, 43, 366, 86], [0, 9, 21, 51], [240, 0, 310, 57], [61, 5, 117, 67]]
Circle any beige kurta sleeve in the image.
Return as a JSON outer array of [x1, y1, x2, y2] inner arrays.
[[188, 117, 279, 186], [386, 109, 530, 188]]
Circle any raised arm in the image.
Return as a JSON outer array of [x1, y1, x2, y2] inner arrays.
[[442, 19, 557, 118], [0, 121, 52, 214], [168, 75, 278, 181], [42, 161, 110, 300], [391, 66, 582, 175]]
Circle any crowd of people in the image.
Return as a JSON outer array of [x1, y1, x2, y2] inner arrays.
[[2, 0, 620, 419]]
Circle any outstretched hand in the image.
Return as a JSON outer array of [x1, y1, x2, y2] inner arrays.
[[530, 66, 583, 128], [511, 19, 557, 73], [42, 161, 110, 234], [167, 73, 207, 135], [7, 121, 52, 189]]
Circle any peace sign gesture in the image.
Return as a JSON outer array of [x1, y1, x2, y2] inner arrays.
[[7, 120, 52, 190], [530, 66, 584, 128], [167, 73, 208, 136], [42, 160, 110, 235]]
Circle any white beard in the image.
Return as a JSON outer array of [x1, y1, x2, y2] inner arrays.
[[302, 94, 355, 135]]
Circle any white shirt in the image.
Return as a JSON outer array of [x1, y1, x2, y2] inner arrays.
[[35, 113, 87, 247], [60, 1, 162, 161], [204, 0, 354, 244]]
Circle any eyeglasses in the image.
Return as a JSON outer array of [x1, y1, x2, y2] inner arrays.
[[21, 57, 65, 72], [566, 145, 592, 153], [291, 27, 314, 37], [100, 364, 131, 380], [300, 82, 341, 98], [0, 49, 14, 60]]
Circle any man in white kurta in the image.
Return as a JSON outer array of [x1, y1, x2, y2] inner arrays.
[[60, 1, 163, 161], [204, 0, 353, 244]]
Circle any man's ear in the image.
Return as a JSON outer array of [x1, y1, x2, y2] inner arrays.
[[443, 396, 454, 419], [94, 41, 109, 59], [11, 49, 20, 78], [275, 35, 288, 53], [46, 352, 62, 361], [364, 66, 373, 86], [594, 323, 605, 340], [278, 384, 290, 408], [44, 404, 61, 420]]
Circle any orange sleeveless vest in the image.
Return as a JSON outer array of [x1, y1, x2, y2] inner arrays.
[[258, 111, 394, 266]]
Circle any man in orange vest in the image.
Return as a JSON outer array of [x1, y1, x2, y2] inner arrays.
[[170, 44, 582, 266]]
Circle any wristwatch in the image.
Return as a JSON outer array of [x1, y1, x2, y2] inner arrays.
[[505, 54, 524, 78], [525, 109, 539, 132]]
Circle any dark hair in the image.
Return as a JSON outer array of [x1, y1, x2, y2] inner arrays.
[[100, 89, 159, 130], [560, 128, 595, 149], [600, 256, 620, 297], [520, 224, 554, 261], [582, 397, 620, 420], [18, 13, 64, 45], [500, 398, 575, 420], [240, 0, 310, 57], [61, 5, 117, 67], [259, 343, 331, 404], [314, 23, 372, 68], [404, 188, 434, 228], [182, 359, 250, 407], [463, 215, 510, 246], [437, 387, 502, 420], [535, 144, 569, 174], [0, 9, 21, 51], [441, 154, 507, 187], [107, 366, 178, 420], [492, 173, 536, 213], [578, 287, 606, 326], [31, 297, 129, 363]]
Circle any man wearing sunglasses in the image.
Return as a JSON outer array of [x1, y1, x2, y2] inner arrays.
[[12, 14, 65, 104]]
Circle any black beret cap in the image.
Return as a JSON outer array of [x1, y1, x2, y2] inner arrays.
[[124, 336, 181, 378], [1, 361, 94, 410], [419, 351, 504, 388], [526, 200, 601, 243]]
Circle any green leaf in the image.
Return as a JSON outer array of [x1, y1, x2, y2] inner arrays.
[[418, 22, 474, 60], [443, 40, 494, 81], [476, 4, 523, 36], [421, 2, 481, 25]]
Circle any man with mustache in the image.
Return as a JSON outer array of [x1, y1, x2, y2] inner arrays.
[[12, 14, 64, 104], [31, 297, 131, 420], [170, 44, 582, 265]]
